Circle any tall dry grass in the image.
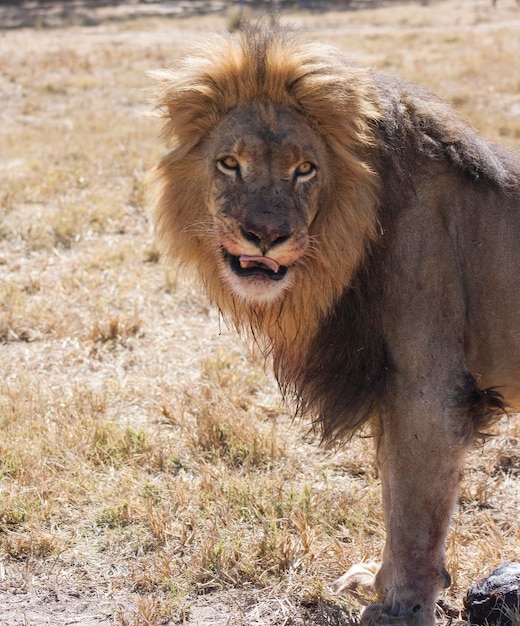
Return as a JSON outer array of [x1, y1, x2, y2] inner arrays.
[[0, 1, 520, 624]]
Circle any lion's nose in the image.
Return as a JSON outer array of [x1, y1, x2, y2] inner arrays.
[[241, 219, 292, 249]]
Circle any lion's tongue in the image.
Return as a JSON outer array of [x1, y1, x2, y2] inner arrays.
[[238, 255, 280, 273]]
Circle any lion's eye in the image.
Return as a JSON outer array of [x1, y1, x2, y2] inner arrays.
[[217, 156, 240, 175], [294, 161, 316, 182]]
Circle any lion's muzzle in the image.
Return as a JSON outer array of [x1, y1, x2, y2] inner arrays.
[[216, 205, 307, 301]]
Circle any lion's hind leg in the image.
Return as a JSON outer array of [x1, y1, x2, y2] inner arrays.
[[330, 561, 380, 601]]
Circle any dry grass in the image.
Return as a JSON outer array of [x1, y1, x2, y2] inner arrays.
[[1, 1, 520, 624]]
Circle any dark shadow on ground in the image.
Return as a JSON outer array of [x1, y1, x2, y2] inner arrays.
[[0, 0, 382, 30]]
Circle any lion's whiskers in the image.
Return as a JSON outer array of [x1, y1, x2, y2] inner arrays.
[[182, 220, 214, 238]]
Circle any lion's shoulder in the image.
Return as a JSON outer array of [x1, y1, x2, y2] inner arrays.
[[373, 72, 517, 189]]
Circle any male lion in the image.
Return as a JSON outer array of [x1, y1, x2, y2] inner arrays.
[[150, 26, 520, 626]]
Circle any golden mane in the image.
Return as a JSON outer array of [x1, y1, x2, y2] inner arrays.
[[150, 26, 382, 387]]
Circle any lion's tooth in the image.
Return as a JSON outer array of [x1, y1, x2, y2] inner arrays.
[[239, 260, 249, 269]]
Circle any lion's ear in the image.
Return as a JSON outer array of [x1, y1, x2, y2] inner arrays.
[[149, 68, 221, 150]]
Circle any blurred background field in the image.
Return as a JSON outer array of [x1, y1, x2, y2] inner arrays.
[[0, 0, 519, 624]]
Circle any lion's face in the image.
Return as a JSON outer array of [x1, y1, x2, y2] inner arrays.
[[204, 104, 329, 303]]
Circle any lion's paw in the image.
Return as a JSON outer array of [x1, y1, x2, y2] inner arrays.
[[329, 561, 380, 600], [360, 602, 435, 626]]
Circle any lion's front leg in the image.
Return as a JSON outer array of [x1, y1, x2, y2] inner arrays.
[[362, 390, 470, 626], [332, 377, 474, 625]]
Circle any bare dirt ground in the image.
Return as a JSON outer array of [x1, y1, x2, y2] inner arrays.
[[1, 1, 520, 624]]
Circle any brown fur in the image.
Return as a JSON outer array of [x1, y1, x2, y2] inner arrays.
[[150, 26, 520, 625], [150, 26, 511, 442]]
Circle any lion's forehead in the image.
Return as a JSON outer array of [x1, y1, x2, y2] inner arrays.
[[210, 103, 327, 172], [234, 138, 304, 172]]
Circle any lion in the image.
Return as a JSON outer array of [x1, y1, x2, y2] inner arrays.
[[149, 26, 520, 626]]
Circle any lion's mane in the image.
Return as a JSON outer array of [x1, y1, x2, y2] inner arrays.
[[150, 26, 510, 442]]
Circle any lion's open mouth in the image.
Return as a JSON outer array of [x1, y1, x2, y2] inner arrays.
[[226, 253, 288, 281]]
